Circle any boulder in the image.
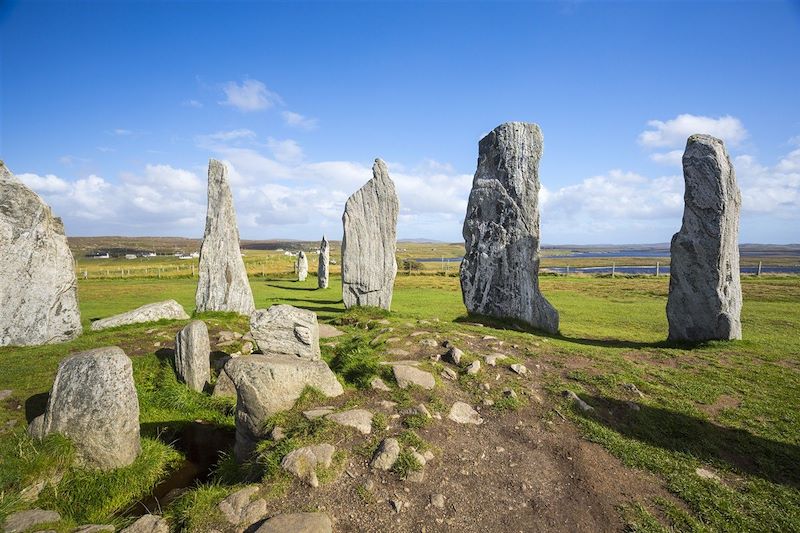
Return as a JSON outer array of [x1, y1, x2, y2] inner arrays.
[[667, 134, 742, 341], [341, 158, 399, 310], [217, 486, 266, 527], [255, 513, 333, 533], [0, 161, 82, 346], [28, 347, 140, 469], [226, 354, 343, 460], [2, 509, 61, 533], [318, 236, 330, 289], [459, 122, 559, 334], [296, 251, 309, 282], [90, 300, 188, 331], [174, 320, 211, 392], [120, 515, 169, 533], [212, 365, 237, 398], [250, 305, 321, 360], [280, 443, 335, 487], [195, 159, 255, 315], [392, 364, 436, 390]]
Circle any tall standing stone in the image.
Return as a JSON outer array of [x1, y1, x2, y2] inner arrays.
[[459, 122, 558, 334], [318, 236, 330, 289], [195, 159, 255, 315], [175, 320, 211, 392], [341, 159, 398, 310], [0, 161, 82, 346], [296, 251, 308, 282], [667, 134, 742, 341]]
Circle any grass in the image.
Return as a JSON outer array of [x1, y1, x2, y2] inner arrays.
[[0, 273, 798, 531]]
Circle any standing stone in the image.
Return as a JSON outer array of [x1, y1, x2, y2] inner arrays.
[[174, 320, 211, 392], [318, 236, 330, 289], [341, 158, 399, 310], [195, 159, 255, 315], [0, 161, 82, 346], [28, 347, 140, 469], [459, 122, 558, 334], [250, 304, 321, 360], [667, 134, 742, 341], [296, 251, 308, 282]]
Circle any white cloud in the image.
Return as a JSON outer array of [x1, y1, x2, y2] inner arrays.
[[266, 138, 304, 164], [282, 111, 318, 130], [649, 149, 683, 166], [196, 129, 257, 146], [18, 173, 71, 194], [110, 128, 133, 136], [639, 114, 748, 148], [736, 150, 800, 218], [220, 79, 282, 112], [182, 99, 203, 108]]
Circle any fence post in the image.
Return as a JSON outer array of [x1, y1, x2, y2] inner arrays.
[[158, 268, 161, 279], [656, 261, 660, 277], [611, 262, 616, 278], [757, 261, 762, 276]]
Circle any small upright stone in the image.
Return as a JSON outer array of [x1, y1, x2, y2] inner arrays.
[[28, 347, 140, 469], [0, 161, 82, 346], [667, 134, 742, 341], [341, 158, 399, 310], [195, 159, 255, 315], [318, 235, 330, 289], [174, 320, 211, 392], [296, 251, 308, 282], [460, 123, 558, 334], [250, 304, 321, 360]]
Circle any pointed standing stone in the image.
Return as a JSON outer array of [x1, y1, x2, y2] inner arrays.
[[318, 236, 330, 289], [0, 161, 82, 346], [341, 158, 398, 310], [296, 251, 308, 282], [195, 159, 255, 315], [667, 134, 742, 341], [459, 122, 558, 334]]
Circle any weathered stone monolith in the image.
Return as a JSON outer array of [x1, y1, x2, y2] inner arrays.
[[459, 122, 558, 334], [341, 159, 398, 310], [28, 347, 140, 469], [249, 304, 321, 360], [195, 159, 255, 315], [175, 320, 211, 391], [318, 236, 330, 289], [0, 161, 82, 346], [296, 251, 308, 282], [667, 134, 742, 341]]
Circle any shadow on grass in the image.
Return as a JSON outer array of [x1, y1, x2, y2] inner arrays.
[[279, 296, 344, 305], [579, 395, 800, 489], [25, 392, 48, 423], [265, 283, 319, 292]]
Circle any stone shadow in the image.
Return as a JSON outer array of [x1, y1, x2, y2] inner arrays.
[[265, 283, 319, 292], [577, 395, 800, 489], [25, 392, 49, 423]]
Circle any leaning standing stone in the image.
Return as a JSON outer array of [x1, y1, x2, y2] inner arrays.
[[318, 235, 330, 289], [296, 251, 308, 281], [28, 347, 140, 469], [459, 122, 558, 334], [90, 300, 189, 331], [195, 159, 255, 315], [667, 134, 742, 341], [341, 158, 399, 310], [174, 320, 211, 392], [0, 161, 82, 347]]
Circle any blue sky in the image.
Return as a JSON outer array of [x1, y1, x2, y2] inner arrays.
[[2, 1, 799, 244]]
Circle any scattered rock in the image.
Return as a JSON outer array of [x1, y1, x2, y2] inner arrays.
[[370, 377, 391, 391], [174, 320, 211, 392], [448, 402, 483, 425], [318, 323, 343, 338], [195, 159, 255, 315], [419, 338, 438, 348], [218, 330, 237, 343], [29, 346, 140, 469], [431, 493, 446, 509], [0, 161, 82, 347], [392, 364, 436, 390], [696, 467, 722, 482], [240, 341, 253, 355], [269, 426, 285, 441], [510, 363, 527, 375], [255, 513, 332, 533], [459, 122, 559, 334], [443, 346, 463, 365], [120, 514, 169, 533], [622, 383, 645, 398], [0, 390, 11, 401], [341, 158, 399, 310], [74, 525, 115, 532], [484, 353, 507, 366], [318, 236, 330, 289], [371, 438, 400, 470], [503, 388, 518, 399], [466, 360, 481, 375], [2, 509, 61, 533], [281, 444, 335, 487], [250, 305, 321, 360], [90, 300, 189, 331], [387, 348, 410, 357], [563, 390, 594, 412], [303, 407, 335, 420], [218, 486, 265, 526], [326, 409, 373, 434], [296, 251, 309, 282], [441, 368, 458, 381]]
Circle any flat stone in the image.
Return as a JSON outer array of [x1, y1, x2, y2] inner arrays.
[[90, 300, 189, 331], [392, 365, 435, 390], [510, 363, 527, 375], [281, 444, 335, 488], [2, 509, 61, 533], [74, 525, 115, 533], [0, 390, 11, 401], [371, 438, 400, 470], [466, 360, 481, 375], [448, 402, 483, 425], [326, 409, 373, 434], [370, 377, 391, 391], [419, 339, 438, 348], [484, 353, 507, 366], [303, 407, 335, 420], [174, 320, 211, 392], [441, 368, 458, 380], [431, 494, 445, 509], [255, 513, 332, 533], [218, 486, 260, 525], [318, 324, 343, 339], [387, 348, 410, 357]]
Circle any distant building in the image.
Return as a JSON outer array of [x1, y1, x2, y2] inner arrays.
[[89, 252, 110, 259], [124, 254, 137, 260]]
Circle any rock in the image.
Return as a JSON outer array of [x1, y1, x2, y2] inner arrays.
[[174, 320, 211, 392], [29, 346, 140, 469], [318, 324, 343, 338], [448, 402, 483, 425], [241, 341, 254, 355], [431, 493, 446, 509], [74, 525, 115, 532], [250, 305, 321, 360], [419, 339, 438, 348], [622, 383, 645, 398], [226, 355, 343, 460], [696, 467, 722, 482], [466, 360, 481, 375], [255, 513, 332, 533], [218, 330, 237, 343], [303, 407, 335, 420], [269, 426, 285, 441], [2, 509, 61, 533], [90, 300, 188, 331], [341, 158, 399, 310], [387, 348, 410, 357], [0, 162, 82, 347], [563, 390, 593, 412], [19, 471, 63, 502], [318, 236, 330, 289], [212, 365, 236, 397], [370, 377, 391, 391], [667, 134, 742, 341], [370, 437, 400, 470], [484, 353, 507, 366], [0, 390, 11, 401], [510, 363, 527, 375], [296, 251, 309, 282], [443, 346, 463, 365], [218, 486, 263, 526], [195, 159, 255, 315], [459, 122, 559, 334], [120, 514, 169, 533], [441, 368, 458, 381], [392, 364, 436, 390], [281, 444, 335, 487]]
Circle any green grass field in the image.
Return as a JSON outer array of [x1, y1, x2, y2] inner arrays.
[[1, 273, 798, 531]]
